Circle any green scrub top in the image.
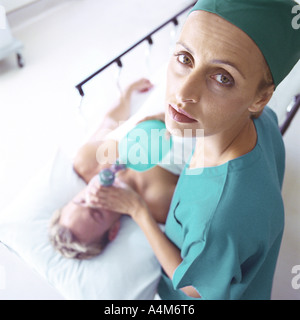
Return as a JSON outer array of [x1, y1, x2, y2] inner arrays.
[[158, 106, 285, 300]]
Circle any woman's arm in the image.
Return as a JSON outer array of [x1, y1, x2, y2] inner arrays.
[[93, 181, 201, 298], [136, 208, 200, 298]]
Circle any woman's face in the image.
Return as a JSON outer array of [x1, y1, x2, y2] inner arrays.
[[165, 10, 271, 137]]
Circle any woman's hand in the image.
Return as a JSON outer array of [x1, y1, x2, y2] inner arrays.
[[86, 175, 200, 298], [87, 179, 149, 221]]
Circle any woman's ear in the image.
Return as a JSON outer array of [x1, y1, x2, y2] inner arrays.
[[248, 84, 275, 115], [108, 219, 121, 241]]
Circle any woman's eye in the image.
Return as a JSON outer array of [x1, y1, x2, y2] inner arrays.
[[212, 74, 234, 86], [176, 54, 192, 65]]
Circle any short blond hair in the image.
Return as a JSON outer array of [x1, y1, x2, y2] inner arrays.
[[49, 209, 110, 260]]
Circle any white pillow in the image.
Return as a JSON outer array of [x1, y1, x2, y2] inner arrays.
[[0, 149, 161, 300]]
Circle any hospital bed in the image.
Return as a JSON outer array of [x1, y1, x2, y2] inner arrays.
[[0, 1, 299, 300]]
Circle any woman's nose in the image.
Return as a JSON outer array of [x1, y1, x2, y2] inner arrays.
[[176, 73, 202, 104]]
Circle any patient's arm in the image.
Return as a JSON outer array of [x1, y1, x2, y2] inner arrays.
[[73, 78, 153, 183], [73, 139, 118, 183]]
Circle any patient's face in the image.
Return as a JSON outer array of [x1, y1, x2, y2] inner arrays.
[[59, 188, 121, 245]]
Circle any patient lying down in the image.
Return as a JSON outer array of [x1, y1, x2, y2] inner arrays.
[[49, 79, 178, 260]]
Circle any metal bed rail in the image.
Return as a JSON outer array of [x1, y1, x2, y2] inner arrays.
[[74, 1, 299, 135], [280, 94, 300, 136], [75, 1, 196, 97]]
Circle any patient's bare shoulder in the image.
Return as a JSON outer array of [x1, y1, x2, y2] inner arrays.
[[129, 166, 178, 224]]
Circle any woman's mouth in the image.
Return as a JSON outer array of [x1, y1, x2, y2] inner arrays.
[[168, 104, 197, 123]]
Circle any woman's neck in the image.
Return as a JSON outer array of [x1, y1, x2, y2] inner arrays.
[[190, 118, 257, 169]]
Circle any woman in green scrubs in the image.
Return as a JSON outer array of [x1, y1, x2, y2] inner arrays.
[[93, 0, 300, 299]]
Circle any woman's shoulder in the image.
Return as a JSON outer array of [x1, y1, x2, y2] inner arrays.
[[255, 106, 281, 136]]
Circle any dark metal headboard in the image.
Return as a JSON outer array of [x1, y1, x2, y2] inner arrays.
[[75, 2, 196, 97], [280, 94, 300, 136], [74, 1, 299, 135]]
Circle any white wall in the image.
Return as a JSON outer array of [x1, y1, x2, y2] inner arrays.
[[0, 0, 39, 13]]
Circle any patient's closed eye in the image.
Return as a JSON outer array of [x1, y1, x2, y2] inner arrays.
[[73, 198, 88, 207]]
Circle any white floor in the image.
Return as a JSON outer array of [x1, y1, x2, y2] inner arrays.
[[0, 0, 299, 300]]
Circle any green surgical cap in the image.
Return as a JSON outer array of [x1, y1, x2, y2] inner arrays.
[[190, 0, 300, 87]]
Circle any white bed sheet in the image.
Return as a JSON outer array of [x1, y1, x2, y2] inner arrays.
[[0, 149, 161, 300]]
